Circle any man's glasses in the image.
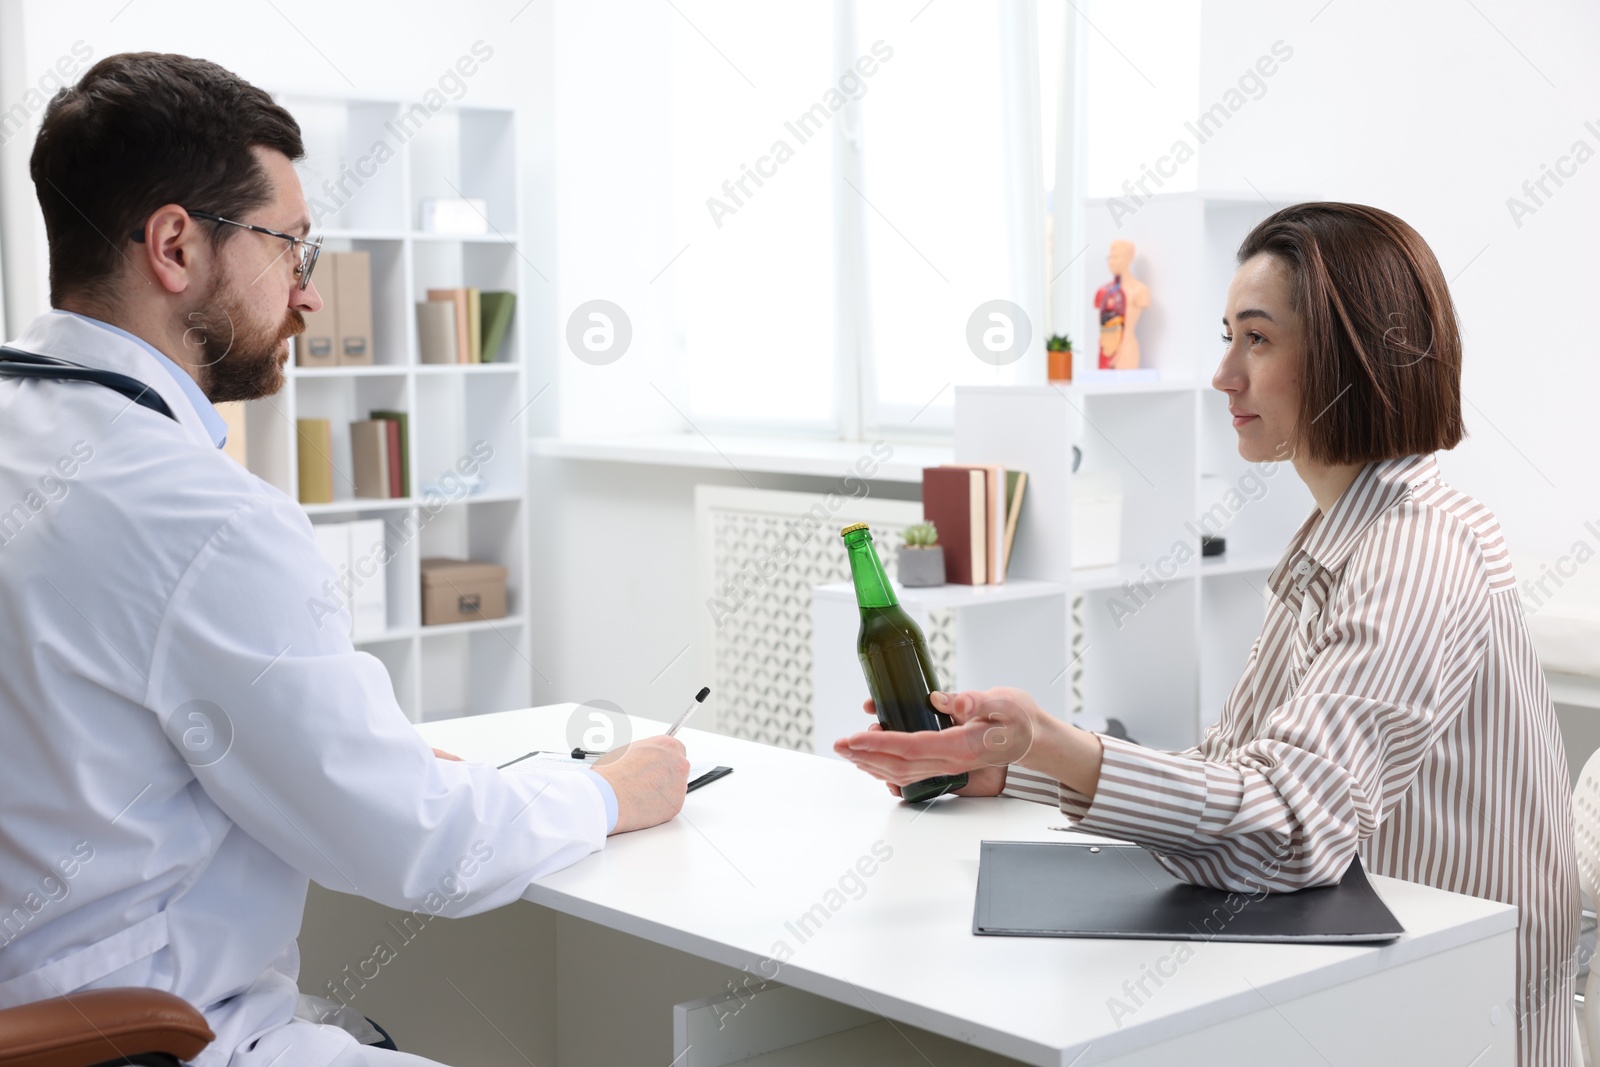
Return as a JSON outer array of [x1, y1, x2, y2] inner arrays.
[[132, 210, 323, 291]]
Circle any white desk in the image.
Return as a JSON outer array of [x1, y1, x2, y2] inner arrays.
[[416, 705, 1518, 1066]]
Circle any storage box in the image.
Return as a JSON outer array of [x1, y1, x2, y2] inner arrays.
[[421, 557, 507, 625], [296, 264, 338, 367], [1072, 471, 1123, 570], [333, 251, 373, 365], [419, 197, 490, 235]]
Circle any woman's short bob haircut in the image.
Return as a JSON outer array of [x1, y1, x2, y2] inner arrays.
[[1237, 202, 1464, 465]]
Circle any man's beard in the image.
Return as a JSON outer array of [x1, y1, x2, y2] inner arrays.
[[186, 270, 305, 404]]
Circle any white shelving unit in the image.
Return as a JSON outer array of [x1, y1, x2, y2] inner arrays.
[[812, 192, 1314, 754], [235, 93, 532, 723], [993, 191, 1314, 749]]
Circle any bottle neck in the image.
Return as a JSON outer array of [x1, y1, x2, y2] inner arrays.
[[843, 532, 898, 609]]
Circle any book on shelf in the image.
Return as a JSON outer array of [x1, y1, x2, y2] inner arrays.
[[295, 419, 333, 503], [478, 291, 516, 363], [426, 288, 473, 364], [383, 419, 401, 498], [922, 466, 987, 584], [369, 410, 410, 498], [217, 401, 247, 467], [921, 464, 1030, 585], [952, 464, 1006, 586], [466, 288, 482, 363], [350, 419, 391, 499], [1002, 470, 1028, 579], [416, 301, 457, 364]]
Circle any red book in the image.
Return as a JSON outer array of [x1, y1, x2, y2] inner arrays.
[[942, 463, 1006, 585], [921, 467, 987, 585], [383, 419, 402, 499]]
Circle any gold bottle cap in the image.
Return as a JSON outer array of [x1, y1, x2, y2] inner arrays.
[[839, 522, 870, 537]]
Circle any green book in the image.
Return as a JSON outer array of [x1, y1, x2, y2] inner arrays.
[[368, 409, 410, 498], [478, 291, 516, 363], [1001, 469, 1027, 580]]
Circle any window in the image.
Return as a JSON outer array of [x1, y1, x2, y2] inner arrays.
[[670, 1, 1047, 437], [670, 4, 838, 432], [658, 1, 1191, 439], [852, 2, 1022, 433]]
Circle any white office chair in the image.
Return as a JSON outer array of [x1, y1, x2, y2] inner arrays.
[[1572, 747, 1600, 1064]]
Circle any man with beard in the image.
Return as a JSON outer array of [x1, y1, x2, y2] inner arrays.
[[0, 53, 687, 1067]]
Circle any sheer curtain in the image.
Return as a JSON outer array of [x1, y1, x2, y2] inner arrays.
[[853, 1, 1047, 433], [671, 3, 839, 432], [671, 0, 1051, 436]]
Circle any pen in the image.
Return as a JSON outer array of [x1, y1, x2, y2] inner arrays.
[[666, 686, 711, 737]]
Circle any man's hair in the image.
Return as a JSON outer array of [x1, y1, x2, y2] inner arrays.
[[30, 52, 304, 306], [1237, 202, 1464, 464]]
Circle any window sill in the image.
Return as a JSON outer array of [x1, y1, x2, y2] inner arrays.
[[529, 433, 951, 484]]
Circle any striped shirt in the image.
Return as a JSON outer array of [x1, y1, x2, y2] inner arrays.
[[1006, 453, 1578, 1065]]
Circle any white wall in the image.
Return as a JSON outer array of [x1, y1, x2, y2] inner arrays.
[[1190, 0, 1600, 563]]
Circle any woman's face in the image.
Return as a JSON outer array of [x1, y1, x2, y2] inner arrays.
[[1214, 253, 1303, 463]]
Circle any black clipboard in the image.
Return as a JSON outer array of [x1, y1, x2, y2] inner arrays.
[[973, 841, 1403, 943], [688, 765, 733, 792]]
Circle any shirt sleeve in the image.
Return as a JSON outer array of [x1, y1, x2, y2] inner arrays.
[[1016, 504, 1492, 892], [583, 769, 619, 833], [144, 495, 609, 915]]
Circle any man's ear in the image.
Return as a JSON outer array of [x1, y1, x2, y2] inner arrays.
[[138, 205, 205, 296]]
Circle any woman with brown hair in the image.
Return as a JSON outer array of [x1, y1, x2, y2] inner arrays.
[[837, 202, 1580, 1065]]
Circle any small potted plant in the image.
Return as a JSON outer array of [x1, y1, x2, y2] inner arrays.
[[1047, 334, 1073, 382], [898, 522, 944, 587]]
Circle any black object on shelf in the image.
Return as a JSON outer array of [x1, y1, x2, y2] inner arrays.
[[1201, 534, 1226, 557]]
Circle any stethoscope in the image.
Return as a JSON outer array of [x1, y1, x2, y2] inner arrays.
[[0, 346, 176, 421]]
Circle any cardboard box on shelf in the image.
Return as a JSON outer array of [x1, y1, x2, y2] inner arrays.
[[333, 251, 373, 365], [420, 558, 507, 626], [297, 269, 338, 367]]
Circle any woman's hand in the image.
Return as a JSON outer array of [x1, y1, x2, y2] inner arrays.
[[833, 688, 1049, 798]]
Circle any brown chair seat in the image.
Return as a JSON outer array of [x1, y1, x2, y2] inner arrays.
[[0, 987, 212, 1067]]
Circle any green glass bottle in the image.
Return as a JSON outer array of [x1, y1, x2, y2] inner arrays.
[[840, 523, 968, 803]]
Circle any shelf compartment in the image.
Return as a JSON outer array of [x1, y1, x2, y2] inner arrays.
[[407, 105, 517, 234], [1078, 574, 1201, 750], [420, 625, 532, 719], [278, 96, 409, 234], [293, 374, 410, 508]]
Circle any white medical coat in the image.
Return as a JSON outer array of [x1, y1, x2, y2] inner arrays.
[[0, 311, 609, 1066]]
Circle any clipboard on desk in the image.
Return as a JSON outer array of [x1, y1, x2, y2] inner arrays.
[[973, 841, 1403, 943]]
